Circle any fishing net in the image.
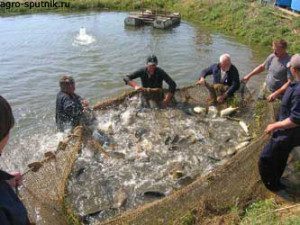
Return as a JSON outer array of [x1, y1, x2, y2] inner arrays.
[[19, 84, 271, 225], [20, 126, 83, 225], [98, 101, 275, 225]]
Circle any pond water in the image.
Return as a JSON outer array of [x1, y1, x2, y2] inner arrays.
[[0, 11, 268, 171]]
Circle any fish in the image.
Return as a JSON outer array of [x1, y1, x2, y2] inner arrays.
[[227, 148, 237, 156], [182, 107, 193, 116], [208, 106, 218, 118], [165, 136, 172, 145], [239, 120, 249, 135], [92, 129, 110, 146], [75, 167, 85, 178], [27, 161, 43, 172], [110, 152, 125, 159], [171, 170, 184, 180], [227, 141, 251, 156], [44, 151, 56, 160], [176, 176, 195, 186], [220, 106, 238, 117], [121, 109, 135, 125], [235, 141, 250, 151], [140, 139, 153, 152], [193, 106, 206, 115], [113, 188, 128, 208], [207, 155, 221, 162], [171, 134, 180, 144], [143, 191, 165, 198], [135, 128, 148, 139]]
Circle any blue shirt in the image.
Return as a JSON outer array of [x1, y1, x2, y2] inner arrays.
[[199, 63, 240, 97], [0, 171, 29, 225], [55, 91, 83, 131], [279, 81, 300, 125]]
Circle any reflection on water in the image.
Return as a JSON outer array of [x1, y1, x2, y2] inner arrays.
[[0, 12, 266, 175]]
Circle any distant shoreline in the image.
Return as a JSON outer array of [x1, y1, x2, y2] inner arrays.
[[0, 0, 299, 55]]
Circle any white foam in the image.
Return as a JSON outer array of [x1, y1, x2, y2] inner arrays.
[[73, 27, 95, 46]]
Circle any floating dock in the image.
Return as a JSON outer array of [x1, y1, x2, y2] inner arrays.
[[124, 10, 181, 29]]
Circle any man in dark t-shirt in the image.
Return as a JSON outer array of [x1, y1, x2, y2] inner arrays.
[[55, 75, 90, 131], [124, 55, 177, 108]]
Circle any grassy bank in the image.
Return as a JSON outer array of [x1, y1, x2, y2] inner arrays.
[[176, 198, 300, 225], [171, 0, 300, 53], [240, 199, 300, 225], [0, 0, 299, 52]]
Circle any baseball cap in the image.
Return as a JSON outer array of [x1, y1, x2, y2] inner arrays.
[[146, 55, 158, 65]]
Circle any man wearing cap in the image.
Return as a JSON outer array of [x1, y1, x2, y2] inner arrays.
[[196, 53, 240, 104], [242, 39, 291, 101], [124, 55, 177, 108], [55, 75, 90, 131], [259, 54, 300, 192]]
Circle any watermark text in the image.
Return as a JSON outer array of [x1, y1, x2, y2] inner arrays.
[[0, 1, 70, 10]]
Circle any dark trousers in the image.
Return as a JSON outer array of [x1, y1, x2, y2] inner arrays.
[[259, 130, 295, 191]]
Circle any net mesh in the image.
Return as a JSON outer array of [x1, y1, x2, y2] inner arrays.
[[19, 85, 271, 225], [97, 100, 275, 225], [20, 126, 83, 225]]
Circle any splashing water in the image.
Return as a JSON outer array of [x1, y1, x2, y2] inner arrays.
[[66, 92, 253, 223], [73, 27, 95, 46]]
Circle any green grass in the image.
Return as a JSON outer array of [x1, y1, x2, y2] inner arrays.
[[241, 199, 279, 225], [284, 216, 300, 225], [172, 0, 300, 53], [178, 210, 196, 225], [240, 199, 300, 225]]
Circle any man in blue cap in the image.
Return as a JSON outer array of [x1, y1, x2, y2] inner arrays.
[[124, 55, 177, 108], [259, 54, 300, 192]]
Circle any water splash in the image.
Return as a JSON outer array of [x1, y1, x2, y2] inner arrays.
[[73, 27, 95, 46], [67, 94, 251, 223]]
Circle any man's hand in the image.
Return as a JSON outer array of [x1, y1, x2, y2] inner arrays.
[[162, 98, 170, 108], [196, 77, 205, 85], [134, 86, 145, 91], [241, 75, 250, 83], [6, 172, 22, 188], [81, 99, 89, 108], [217, 94, 226, 103], [267, 92, 278, 102], [162, 92, 173, 108], [265, 123, 278, 134]]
